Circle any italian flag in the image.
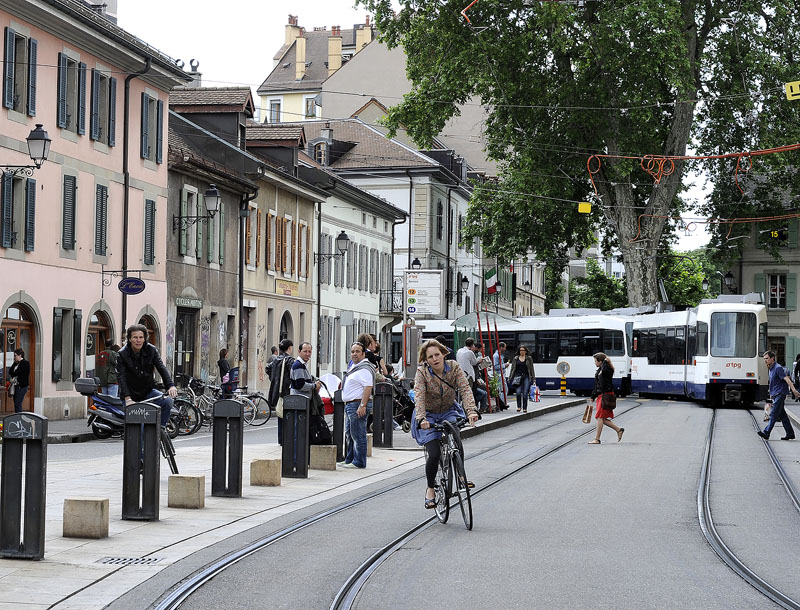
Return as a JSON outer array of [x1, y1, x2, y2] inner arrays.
[[485, 266, 498, 294]]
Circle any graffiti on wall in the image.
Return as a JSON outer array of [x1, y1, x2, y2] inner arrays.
[[165, 314, 176, 373], [256, 324, 267, 383], [200, 316, 210, 381]]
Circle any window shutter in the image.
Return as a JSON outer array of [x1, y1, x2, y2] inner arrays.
[[108, 77, 117, 146], [195, 193, 203, 260], [62, 175, 76, 250], [326, 235, 333, 285], [1, 174, 12, 248], [207, 212, 214, 263], [306, 225, 311, 279], [319, 233, 328, 283], [2, 28, 14, 109], [57, 53, 68, 128], [24, 178, 35, 251], [52, 307, 63, 382], [788, 273, 797, 312], [266, 212, 272, 271], [293, 221, 298, 275], [140, 92, 149, 158], [256, 209, 262, 267], [789, 219, 799, 249], [90, 69, 100, 140], [77, 62, 86, 135], [245, 209, 252, 265], [72, 309, 83, 381], [754, 273, 765, 300], [179, 189, 188, 255], [218, 204, 225, 265], [155, 99, 164, 163], [144, 199, 155, 265], [26, 37, 36, 116], [280, 218, 287, 273], [96, 184, 107, 256]]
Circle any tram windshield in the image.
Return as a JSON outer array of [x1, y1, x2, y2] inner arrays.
[[710, 312, 757, 358]]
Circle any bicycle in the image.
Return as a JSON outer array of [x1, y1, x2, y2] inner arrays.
[[243, 390, 272, 426], [428, 418, 473, 530]]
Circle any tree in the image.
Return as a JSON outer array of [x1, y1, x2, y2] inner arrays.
[[569, 259, 627, 310], [360, 0, 800, 306], [656, 253, 708, 307]]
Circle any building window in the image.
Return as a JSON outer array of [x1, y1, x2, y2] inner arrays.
[[57, 53, 86, 134], [3, 28, 37, 115], [314, 142, 327, 165], [94, 184, 108, 256], [304, 97, 316, 119], [768, 274, 787, 310], [1, 174, 35, 251], [436, 199, 443, 240], [140, 93, 163, 162], [269, 100, 281, 123], [90, 70, 116, 145], [52, 307, 82, 383]]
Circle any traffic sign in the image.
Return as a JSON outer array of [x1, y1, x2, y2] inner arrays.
[[556, 361, 570, 376]]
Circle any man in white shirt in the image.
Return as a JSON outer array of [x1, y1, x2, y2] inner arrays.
[[341, 342, 375, 468], [456, 338, 488, 412]]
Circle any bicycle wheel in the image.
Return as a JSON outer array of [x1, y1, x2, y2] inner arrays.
[[240, 396, 256, 424], [160, 428, 179, 475], [249, 395, 272, 426], [166, 414, 179, 439], [183, 403, 203, 435], [174, 399, 199, 435], [432, 445, 451, 524], [451, 451, 473, 530]]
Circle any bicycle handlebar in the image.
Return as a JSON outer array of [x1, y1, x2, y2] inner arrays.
[[431, 417, 469, 431]]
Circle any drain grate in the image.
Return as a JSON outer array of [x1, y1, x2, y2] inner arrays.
[[97, 556, 162, 566]]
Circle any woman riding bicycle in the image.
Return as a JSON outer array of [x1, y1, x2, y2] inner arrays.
[[412, 339, 479, 509]]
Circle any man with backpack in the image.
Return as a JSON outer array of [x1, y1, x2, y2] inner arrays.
[[268, 339, 294, 446]]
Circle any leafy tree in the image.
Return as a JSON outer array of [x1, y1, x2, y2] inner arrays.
[[656, 252, 708, 307], [569, 259, 627, 310], [360, 0, 800, 306]]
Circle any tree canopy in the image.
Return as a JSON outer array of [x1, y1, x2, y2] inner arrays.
[[359, 0, 800, 306]]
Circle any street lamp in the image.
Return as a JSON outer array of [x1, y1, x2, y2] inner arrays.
[[701, 278, 709, 292], [715, 270, 736, 293], [446, 275, 469, 299], [1, 124, 51, 177], [411, 257, 422, 270], [314, 230, 350, 262], [172, 184, 221, 233]]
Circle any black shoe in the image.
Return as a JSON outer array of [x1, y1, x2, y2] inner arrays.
[[757, 430, 770, 440], [781, 435, 796, 440]]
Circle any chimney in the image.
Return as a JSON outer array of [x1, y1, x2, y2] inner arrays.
[[285, 15, 302, 45], [321, 122, 333, 143], [355, 17, 373, 52], [185, 59, 201, 88], [295, 32, 307, 81], [328, 26, 342, 76]]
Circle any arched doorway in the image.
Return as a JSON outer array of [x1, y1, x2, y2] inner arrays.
[[279, 311, 293, 343], [139, 315, 159, 350], [2, 304, 36, 413], [86, 311, 112, 378]]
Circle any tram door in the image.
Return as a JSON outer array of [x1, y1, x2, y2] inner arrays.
[[175, 309, 196, 379]]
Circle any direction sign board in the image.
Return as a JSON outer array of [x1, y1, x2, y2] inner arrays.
[[404, 270, 444, 317]]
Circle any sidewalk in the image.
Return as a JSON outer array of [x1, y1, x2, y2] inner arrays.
[[0, 395, 583, 610]]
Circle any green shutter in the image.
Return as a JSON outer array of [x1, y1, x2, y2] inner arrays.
[[155, 99, 163, 164], [72, 309, 83, 381], [144, 199, 155, 265], [108, 77, 117, 146], [77, 62, 86, 135], [218, 204, 225, 265], [90, 69, 99, 140], [754, 273, 765, 302], [1, 174, 12, 248], [787, 273, 797, 311], [24, 178, 35, 251], [52, 307, 63, 382], [179, 189, 187, 255], [57, 53, 68, 128], [788, 219, 798, 249], [3, 28, 14, 109], [195, 193, 203, 260], [207, 212, 214, 263], [27, 37, 36, 116], [62, 175, 76, 250], [140, 92, 149, 158]]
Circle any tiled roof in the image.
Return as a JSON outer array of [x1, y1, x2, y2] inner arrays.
[[170, 87, 253, 108], [245, 122, 304, 142]]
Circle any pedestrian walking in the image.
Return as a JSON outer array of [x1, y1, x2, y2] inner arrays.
[[456, 337, 488, 412], [758, 351, 798, 441], [508, 345, 536, 413], [493, 342, 509, 409], [269, 339, 294, 446], [96, 340, 119, 397], [341, 342, 375, 468], [793, 353, 800, 386], [8, 348, 30, 413], [412, 339, 479, 509], [588, 352, 623, 444]]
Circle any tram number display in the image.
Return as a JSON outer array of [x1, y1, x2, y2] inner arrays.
[[725, 362, 742, 369]]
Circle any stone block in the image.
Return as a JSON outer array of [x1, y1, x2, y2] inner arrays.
[[367, 433, 373, 457], [309, 445, 337, 471], [168, 475, 206, 509], [63, 498, 109, 539], [250, 458, 281, 486]]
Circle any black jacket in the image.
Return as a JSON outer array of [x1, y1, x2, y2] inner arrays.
[[9, 359, 30, 388], [268, 353, 295, 407], [116, 342, 173, 402], [592, 361, 614, 399]]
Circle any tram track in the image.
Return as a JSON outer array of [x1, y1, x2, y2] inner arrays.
[[697, 409, 800, 610], [154, 400, 636, 610]]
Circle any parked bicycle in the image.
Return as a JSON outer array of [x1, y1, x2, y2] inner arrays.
[[428, 418, 473, 530]]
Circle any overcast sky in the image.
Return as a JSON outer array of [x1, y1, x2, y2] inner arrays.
[[117, 0, 708, 252]]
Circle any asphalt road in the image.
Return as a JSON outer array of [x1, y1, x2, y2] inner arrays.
[[105, 398, 799, 609]]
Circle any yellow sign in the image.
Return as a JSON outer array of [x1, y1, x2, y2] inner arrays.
[[786, 80, 800, 101], [578, 202, 592, 214], [276, 279, 299, 297]]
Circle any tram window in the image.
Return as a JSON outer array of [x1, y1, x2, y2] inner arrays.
[[534, 331, 558, 363], [625, 322, 633, 355], [688, 325, 697, 359], [581, 331, 602, 356], [655, 328, 666, 364], [759, 322, 768, 355], [602, 330, 625, 356], [676, 327, 686, 364], [560, 330, 580, 356], [711, 312, 756, 358], [696, 322, 708, 356]]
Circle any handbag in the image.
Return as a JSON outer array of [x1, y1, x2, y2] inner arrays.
[[8, 379, 16, 397], [601, 392, 617, 410], [309, 414, 333, 445], [510, 375, 522, 388], [275, 358, 289, 418], [582, 403, 593, 424], [311, 387, 325, 416]]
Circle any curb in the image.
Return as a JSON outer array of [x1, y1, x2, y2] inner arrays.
[[47, 431, 95, 444]]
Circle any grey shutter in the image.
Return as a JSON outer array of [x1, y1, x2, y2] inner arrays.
[[144, 199, 155, 265], [108, 77, 117, 146], [90, 69, 99, 140], [57, 53, 68, 127], [26, 37, 36, 116], [789, 219, 799, 249], [788, 274, 797, 311], [319, 233, 327, 283], [218, 204, 225, 265], [196, 193, 203, 259], [155, 99, 164, 163], [754, 273, 765, 300], [62, 175, 76, 250], [207, 212, 214, 262], [140, 92, 149, 158], [3, 28, 14, 109], [1, 174, 12, 248], [95, 184, 107, 255], [72, 309, 82, 381], [52, 307, 63, 382], [77, 62, 86, 135], [24, 178, 35, 251], [321, 315, 328, 365], [327, 235, 333, 285], [179, 189, 188, 255]]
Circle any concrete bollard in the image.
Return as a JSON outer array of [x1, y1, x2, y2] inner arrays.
[[250, 459, 281, 486], [367, 433, 373, 457], [309, 445, 337, 471], [63, 498, 109, 539], [168, 475, 206, 509]]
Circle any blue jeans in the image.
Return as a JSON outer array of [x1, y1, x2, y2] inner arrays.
[[13, 385, 28, 413], [101, 384, 119, 398], [141, 388, 174, 427], [516, 377, 531, 411], [765, 394, 795, 437], [473, 385, 488, 411], [344, 400, 368, 468]]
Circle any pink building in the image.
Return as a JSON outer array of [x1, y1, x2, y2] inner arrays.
[[1, 1, 189, 418]]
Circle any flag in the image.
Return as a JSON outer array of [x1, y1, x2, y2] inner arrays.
[[485, 266, 498, 294]]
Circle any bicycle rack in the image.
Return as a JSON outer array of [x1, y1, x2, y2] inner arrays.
[[211, 400, 244, 497], [282, 395, 310, 478], [333, 389, 345, 462], [372, 382, 394, 448], [122, 404, 160, 521]]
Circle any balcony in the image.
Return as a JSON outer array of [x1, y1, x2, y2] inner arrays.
[[380, 290, 403, 314]]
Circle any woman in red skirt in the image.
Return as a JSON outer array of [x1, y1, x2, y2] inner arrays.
[[588, 352, 624, 444]]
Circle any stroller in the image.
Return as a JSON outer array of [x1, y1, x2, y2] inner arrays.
[[390, 377, 416, 433]]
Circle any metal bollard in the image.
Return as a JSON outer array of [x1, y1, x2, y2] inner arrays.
[[122, 404, 160, 521], [333, 389, 345, 462], [281, 395, 310, 478], [372, 382, 394, 448], [0, 413, 47, 560], [211, 400, 244, 497]]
